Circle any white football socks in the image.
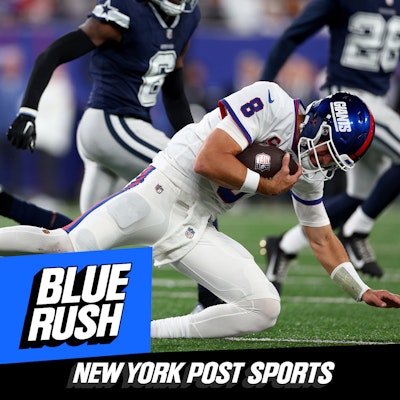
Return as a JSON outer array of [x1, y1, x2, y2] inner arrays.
[[342, 206, 374, 237], [280, 224, 308, 254]]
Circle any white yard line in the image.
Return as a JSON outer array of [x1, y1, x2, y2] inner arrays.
[[226, 337, 398, 345]]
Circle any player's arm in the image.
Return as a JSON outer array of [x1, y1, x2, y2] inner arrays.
[[302, 224, 400, 308], [261, 0, 334, 81], [7, 17, 121, 151], [162, 41, 194, 132], [194, 126, 299, 196], [22, 17, 121, 110]]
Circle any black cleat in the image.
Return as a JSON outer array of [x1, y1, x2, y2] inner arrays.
[[191, 290, 225, 314], [338, 231, 384, 278], [260, 236, 297, 294]]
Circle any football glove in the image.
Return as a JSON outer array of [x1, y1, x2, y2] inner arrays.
[[7, 108, 37, 152]]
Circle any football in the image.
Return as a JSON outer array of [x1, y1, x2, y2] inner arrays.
[[237, 143, 298, 179]]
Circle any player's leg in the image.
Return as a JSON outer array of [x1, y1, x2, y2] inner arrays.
[[260, 225, 305, 294], [323, 193, 362, 229], [78, 110, 227, 309], [0, 167, 167, 256], [78, 157, 124, 212], [193, 283, 225, 313], [151, 224, 281, 338], [77, 109, 169, 211], [335, 146, 392, 278], [338, 95, 400, 277], [260, 188, 366, 293], [340, 163, 400, 278], [77, 110, 130, 212], [260, 194, 374, 293], [260, 147, 391, 292], [259, 186, 362, 294], [192, 218, 225, 313], [0, 189, 72, 228], [0, 186, 158, 255], [0, 226, 74, 255], [348, 164, 400, 224]]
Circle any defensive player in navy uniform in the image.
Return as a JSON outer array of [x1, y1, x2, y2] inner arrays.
[[258, 0, 400, 293], [7, 0, 199, 211], [1, 82, 400, 338], [5, 0, 224, 309], [0, 189, 71, 228], [5, 0, 224, 311]]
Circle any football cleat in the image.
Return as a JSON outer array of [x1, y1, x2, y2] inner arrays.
[[191, 302, 205, 314], [191, 291, 225, 314], [260, 236, 297, 294], [338, 231, 384, 278]]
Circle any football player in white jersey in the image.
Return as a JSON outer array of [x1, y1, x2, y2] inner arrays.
[[1, 82, 399, 338], [4, 0, 222, 310]]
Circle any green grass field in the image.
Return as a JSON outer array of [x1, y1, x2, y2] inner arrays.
[[2, 197, 399, 353], [150, 197, 400, 353]]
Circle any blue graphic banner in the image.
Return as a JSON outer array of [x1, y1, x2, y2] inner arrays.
[[0, 248, 152, 364]]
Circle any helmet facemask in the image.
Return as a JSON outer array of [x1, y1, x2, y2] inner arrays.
[[150, 0, 198, 16], [298, 118, 355, 182]]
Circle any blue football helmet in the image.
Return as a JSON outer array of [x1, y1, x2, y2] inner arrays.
[[150, 0, 198, 16], [297, 92, 375, 181]]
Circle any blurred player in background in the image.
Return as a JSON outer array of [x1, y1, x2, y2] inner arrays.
[[0, 189, 71, 228], [258, 0, 400, 293], [7, 0, 199, 211], [4, 0, 226, 309], [1, 82, 399, 339], [5, 0, 226, 310]]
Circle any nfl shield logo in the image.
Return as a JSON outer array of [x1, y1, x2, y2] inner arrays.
[[255, 152, 271, 172], [185, 227, 195, 239]]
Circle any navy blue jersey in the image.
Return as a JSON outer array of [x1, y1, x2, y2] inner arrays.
[[262, 0, 400, 96], [87, 0, 200, 120]]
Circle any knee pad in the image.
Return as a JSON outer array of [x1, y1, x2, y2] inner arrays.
[[250, 298, 281, 333]]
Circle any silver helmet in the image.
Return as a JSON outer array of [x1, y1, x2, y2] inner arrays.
[[151, 0, 198, 16]]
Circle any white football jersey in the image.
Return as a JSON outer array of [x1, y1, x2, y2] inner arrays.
[[153, 81, 328, 225]]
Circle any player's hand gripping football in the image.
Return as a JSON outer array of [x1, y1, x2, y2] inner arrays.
[[7, 113, 37, 152], [361, 289, 400, 308], [263, 153, 302, 196]]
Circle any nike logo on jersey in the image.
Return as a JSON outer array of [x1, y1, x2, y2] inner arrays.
[[268, 90, 274, 104], [23, 122, 33, 135]]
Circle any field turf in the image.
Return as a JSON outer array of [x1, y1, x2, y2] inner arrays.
[[149, 197, 400, 353], [1, 197, 399, 353]]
